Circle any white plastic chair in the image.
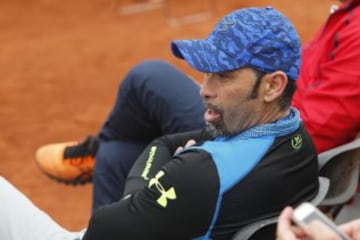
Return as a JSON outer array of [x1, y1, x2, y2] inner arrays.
[[317, 137, 360, 218]]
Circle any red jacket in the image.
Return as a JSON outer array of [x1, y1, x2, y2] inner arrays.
[[292, 0, 360, 153]]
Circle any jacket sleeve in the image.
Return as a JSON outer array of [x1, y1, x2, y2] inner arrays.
[[123, 129, 211, 195], [82, 149, 219, 240]]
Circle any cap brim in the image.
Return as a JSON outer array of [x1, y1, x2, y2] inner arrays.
[[171, 39, 243, 73]]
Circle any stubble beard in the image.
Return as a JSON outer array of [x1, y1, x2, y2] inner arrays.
[[205, 120, 231, 138]]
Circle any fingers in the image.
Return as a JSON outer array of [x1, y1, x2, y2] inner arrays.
[[305, 220, 343, 240], [277, 207, 299, 240], [174, 146, 184, 155], [185, 139, 196, 148], [340, 219, 360, 240], [174, 139, 196, 155]]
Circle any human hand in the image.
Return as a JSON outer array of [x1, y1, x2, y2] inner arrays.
[[277, 206, 353, 240], [305, 220, 349, 240], [339, 219, 360, 240], [174, 139, 196, 155], [276, 206, 308, 240]]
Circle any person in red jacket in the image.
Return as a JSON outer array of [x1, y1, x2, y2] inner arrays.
[[292, 0, 360, 153], [35, 0, 360, 213]]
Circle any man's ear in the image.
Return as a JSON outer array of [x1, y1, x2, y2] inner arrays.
[[263, 71, 288, 103]]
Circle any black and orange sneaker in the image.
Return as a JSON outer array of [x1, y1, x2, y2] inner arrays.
[[35, 136, 99, 185]]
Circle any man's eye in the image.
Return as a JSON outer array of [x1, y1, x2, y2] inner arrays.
[[218, 74, 232, 82]]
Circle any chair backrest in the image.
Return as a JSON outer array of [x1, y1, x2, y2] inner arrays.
[[230, 136, 360, 240], [231, 177, 330, 240], [318, 137, 360, 207]]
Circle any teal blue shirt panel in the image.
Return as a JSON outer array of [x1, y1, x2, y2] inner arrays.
[[200, 135, 275, 193]]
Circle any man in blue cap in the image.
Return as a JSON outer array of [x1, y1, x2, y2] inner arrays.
[[35, 0, 360, 218], [1, 7, 318, 240]]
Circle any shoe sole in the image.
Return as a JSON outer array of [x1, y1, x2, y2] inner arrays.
[[36, 161, 93, 186], [43, 171, 93, 186]]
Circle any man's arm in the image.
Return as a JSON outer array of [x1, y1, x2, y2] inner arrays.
[[123, 129, 210, 195], [83, 149, 219, 240]]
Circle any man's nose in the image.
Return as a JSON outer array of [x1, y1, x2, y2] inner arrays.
[[200, 74, 217, 99]]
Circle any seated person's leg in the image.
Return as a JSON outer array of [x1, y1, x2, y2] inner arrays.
[[92, 60, 205, 212], [35, 59, 204, 193], [0, 177, 82, 240], [92, 140, 148, 213], [98, 59, 204, 141]]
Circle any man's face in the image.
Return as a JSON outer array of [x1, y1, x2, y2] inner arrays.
[[200, 68, 267, 137]]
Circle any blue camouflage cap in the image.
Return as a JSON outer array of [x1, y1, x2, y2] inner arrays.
[[171, 7, 301, 80]]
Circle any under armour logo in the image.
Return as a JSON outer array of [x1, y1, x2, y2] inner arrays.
[[148, 170, 177, 208], [218, 19, 236, 32]]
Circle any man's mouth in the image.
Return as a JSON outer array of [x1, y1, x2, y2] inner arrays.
[[204, 104, 221, 123]]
